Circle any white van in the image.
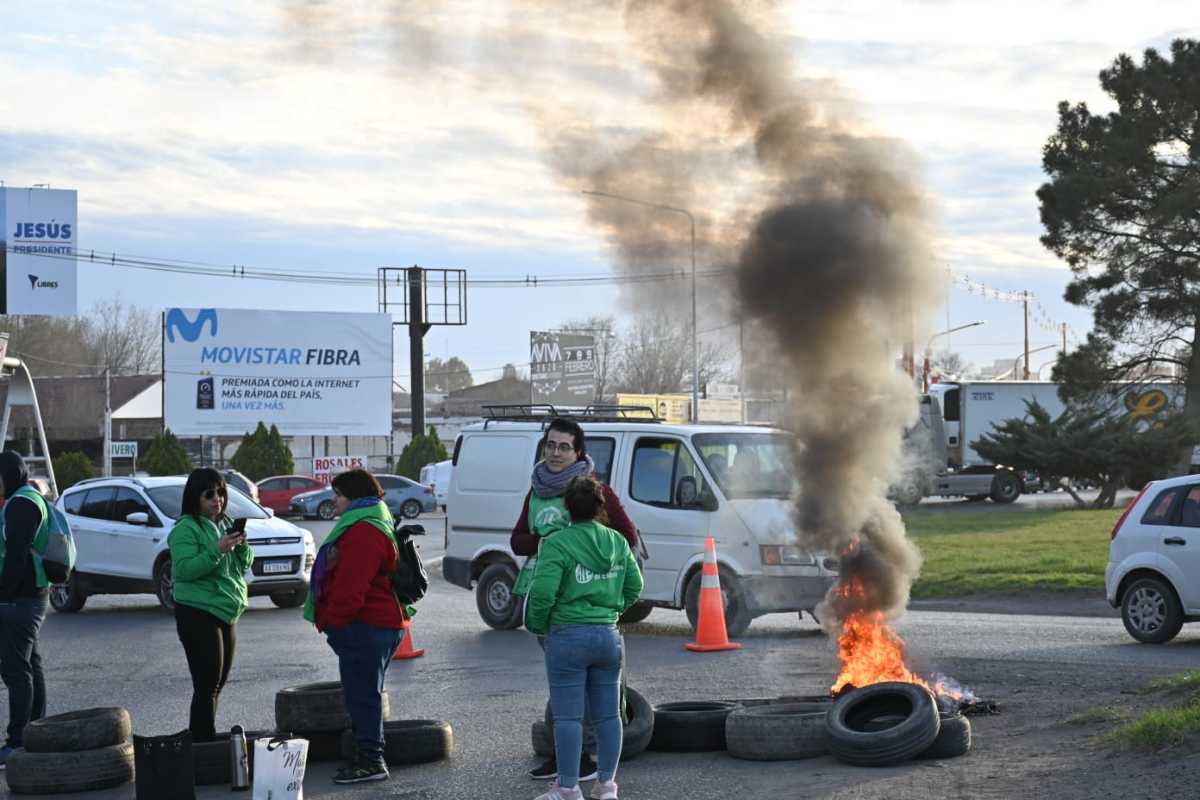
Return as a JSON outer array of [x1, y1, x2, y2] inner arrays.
[[442, 409, 838, 635], [419, 459, 452, 510]]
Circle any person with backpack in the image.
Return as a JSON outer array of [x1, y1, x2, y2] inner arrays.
[[0, 451, 52, 767], [303, 468, 406, 785], [169, 468, 254, 743], [511, 417, 638, 783], [524, 475, 644, 800]]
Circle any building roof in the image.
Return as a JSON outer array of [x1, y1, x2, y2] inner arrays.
[[0, 373, 161, 441]]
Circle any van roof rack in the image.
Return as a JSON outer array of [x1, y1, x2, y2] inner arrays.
[[480, 404, 664, 428]]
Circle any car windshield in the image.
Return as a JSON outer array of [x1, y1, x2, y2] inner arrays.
[[147, 484, 269, 521], [692, 432, 796, 499]]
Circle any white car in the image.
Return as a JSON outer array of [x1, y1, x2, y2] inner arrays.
[[53, 476, 315, 613], [1106, 473, 1200, 643]]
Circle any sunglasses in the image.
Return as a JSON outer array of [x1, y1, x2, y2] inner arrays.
[[202, 488, 226, 500]]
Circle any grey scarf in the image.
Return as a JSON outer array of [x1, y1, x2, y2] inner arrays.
[[530, 455, 595, 498]]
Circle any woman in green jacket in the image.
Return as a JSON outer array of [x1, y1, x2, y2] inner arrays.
[[168, 468, 254, 742]]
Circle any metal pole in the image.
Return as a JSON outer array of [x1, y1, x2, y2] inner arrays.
[[689, 214, 698, 422], [103, 366, 112, 477], [408, 266, 430, 438], [738, 318, 746, 424], [1023, 292, 1030, 380], [1061, 322, 1067, 354]]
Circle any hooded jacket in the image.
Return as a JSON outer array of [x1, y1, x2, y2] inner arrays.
[[523, 519, 644, 636], [168, 514, 254, 624], [0, 450, 46, 601]]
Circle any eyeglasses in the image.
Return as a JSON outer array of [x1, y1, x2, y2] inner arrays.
[[544, 441, 576, 454], [202, 489, 225, 500]]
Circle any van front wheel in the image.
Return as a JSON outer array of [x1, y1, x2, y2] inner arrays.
[[475, 564, 524, 630], [685, 569, 752, 638]]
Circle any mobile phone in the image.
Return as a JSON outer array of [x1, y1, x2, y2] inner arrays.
[[231, 518, 247, 535]]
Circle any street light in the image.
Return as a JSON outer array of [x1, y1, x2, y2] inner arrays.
[[582, 189, 699, 421], [998, 343, 1056, 380], [922, 321, 985, 392]]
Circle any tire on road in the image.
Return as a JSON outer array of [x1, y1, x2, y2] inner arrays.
[[648, 701, 736, 752], [269, 589, 307, 609], [920, 711, 971, 760], [544, 687, 654, 761], [475, 563, 524, 630], [1121, 575, 1185, 644], [531, 721, 554, 758], [193, 729, 271, 785], [6, 742, 134, 794], [684, 568, 752, 638], [989, 471, 1021, 504], [48, 576, 87, 613], [339, 720, 454, 765], [730, 695, 833, 708], [725, 702, 830, 761], [23, 707, 131, 753], [275, 682, 390, 733], [618, 600, 654, 625], [154, 558, 176, 610], [400, 499, 422, 519], [826, 682, 940, 767]]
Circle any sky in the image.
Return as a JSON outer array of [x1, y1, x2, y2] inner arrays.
[[2, 0, 1197, 387]]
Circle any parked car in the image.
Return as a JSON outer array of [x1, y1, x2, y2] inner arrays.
[[1106, 474, 1200, 643], [257, 474, 325, 516], [289, 474, 436, 520], [221, 469, 260, 504], [54, 476, 315, 613], [419, 460, 452, 511]]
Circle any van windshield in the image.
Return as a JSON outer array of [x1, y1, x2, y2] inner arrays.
[[692, 432, 796, 499]]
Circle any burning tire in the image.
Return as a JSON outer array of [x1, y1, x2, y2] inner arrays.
[[825, 682, 940, 766], [725, 702, 830, 761], [648, 701, 737, 752]]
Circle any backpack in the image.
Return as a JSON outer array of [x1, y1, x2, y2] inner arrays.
[[11, 487, 76, 585], [389, 523, 428, 606]]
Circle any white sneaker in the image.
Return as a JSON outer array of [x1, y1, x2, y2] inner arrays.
[[590, 779, 619, 800], [535, 779, 585, 800]]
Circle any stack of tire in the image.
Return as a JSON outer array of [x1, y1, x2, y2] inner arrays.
[[532, 688, 654, 761], [6, 708, 134, 795], [276, 682, 453, 768]]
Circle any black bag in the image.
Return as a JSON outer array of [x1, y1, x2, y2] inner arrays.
[[390, 524, 429, 605], [134, 730, 196, 800]]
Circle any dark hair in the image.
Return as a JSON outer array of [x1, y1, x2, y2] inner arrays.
[[182, 467, 226, 516], [564, 475, 606, 522], [542, 417, 586, 460], [331, 468, 384, 501]]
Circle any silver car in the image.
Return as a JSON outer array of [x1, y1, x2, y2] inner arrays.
[[289, 474, 437, 520]]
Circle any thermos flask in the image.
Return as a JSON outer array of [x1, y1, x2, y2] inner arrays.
[[230, 725, 250, 791]]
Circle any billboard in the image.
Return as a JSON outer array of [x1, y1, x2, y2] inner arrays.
[[0, 187, 78, 315], [616, 393, 693, 423], [313, 455, 367, 485], [531, 331, 595, 406], [164, 308, 393, 436]]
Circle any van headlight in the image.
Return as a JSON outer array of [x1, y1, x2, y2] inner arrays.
[[760, 545, 816, 566]]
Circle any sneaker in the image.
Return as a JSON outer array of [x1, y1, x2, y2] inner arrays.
[[530, 755, 558, 780], [332, 759, 388, 784], [535, 779, 584, 800], [0, 746, 13, 769], [590, 780, 619, 800], [578, 753, 598, 782]]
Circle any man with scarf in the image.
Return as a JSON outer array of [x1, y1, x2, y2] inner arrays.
[[304, 468, 405, 785], [0, 451, 49, 768], [511, 418, 638, 783]]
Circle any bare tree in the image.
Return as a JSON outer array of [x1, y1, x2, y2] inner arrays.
[[425, 356, 474, 392], [615, 312, 732, 394], [560, 315, 619, 402], [84, 297, 161, 375], [0, 315, 94, 375]]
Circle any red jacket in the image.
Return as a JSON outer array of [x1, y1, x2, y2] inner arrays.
[[315, 521, 405, 631], [510, 485, 638, 556]]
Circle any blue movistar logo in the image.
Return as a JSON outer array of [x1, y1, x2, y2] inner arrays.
[[166, 309, 218, 343]]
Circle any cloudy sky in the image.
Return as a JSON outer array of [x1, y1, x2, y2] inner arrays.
[[2, 0, 1197, 385]]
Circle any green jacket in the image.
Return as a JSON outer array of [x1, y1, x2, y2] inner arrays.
[[524, 520, 643, 636], [168, 514, 254, 624], [0, 486, 49, 588]]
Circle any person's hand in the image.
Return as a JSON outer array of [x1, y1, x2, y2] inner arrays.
[[218, 532, 245, 553]]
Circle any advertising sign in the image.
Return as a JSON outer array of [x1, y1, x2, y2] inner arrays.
[[313, 455, 367, 485], [111, 441, 138, 459], [531, 331, 595, 406], [616, 393, 693, 423], [163, 308, 392, 436], [0, 187, 78, 315]]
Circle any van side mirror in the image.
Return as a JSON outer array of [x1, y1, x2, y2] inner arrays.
[[125, 512, 149, 525], [699, 491, 719, 512], [397, 524, 426, 537]]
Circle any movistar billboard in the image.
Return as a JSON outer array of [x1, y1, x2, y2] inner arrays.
[[0, 187, 78, 315]]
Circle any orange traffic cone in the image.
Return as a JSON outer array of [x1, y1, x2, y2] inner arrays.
[[685, 537, 742, 652], [392, 616, 426, 660]]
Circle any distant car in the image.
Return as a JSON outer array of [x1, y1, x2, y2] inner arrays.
[[1106, 474, 1200, 643], [419, 460, 452, 511], [54, 476, 315, 612], [289, 474, 436, 520], [221, 469, 260, 504], [257, 475, 325, 516]]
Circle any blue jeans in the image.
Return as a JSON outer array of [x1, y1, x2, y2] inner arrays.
[[0, 595, 48, 748], [544, 624, 623, 788], [326, 623, 404, 766]]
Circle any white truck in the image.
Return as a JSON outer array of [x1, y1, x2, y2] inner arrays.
[[896, 380, 1193, 505]]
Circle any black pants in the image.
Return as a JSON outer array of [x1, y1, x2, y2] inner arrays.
[[174, 603, 236, 743]]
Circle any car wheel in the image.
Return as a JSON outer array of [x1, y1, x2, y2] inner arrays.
[[685, 568, 752, 638], [990, 472, 1021, 504], [893, 481, 923, 506], [475, 563, 523, 629], [317, 500, 336, 520], [618, 600, 654, 625], [400, 499, 422, 519], [1121, 576, 1184, 644], [154, 559, 176, 611], [270, 590, 307, 609], [49, 576, 87, 613]]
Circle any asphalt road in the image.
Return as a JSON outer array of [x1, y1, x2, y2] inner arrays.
[[914, 487, 1136, 512], [1, 550, 1195, 799]]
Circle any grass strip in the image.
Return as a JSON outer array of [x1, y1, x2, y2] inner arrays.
[[1105, 698, 1200, 751]]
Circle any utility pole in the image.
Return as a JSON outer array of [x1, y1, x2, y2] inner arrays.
[[1061, 322, 1067, 354], [1022, 291, 1030, 380], [408, 266, 431, 438], [103, 365, 112, 477]]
